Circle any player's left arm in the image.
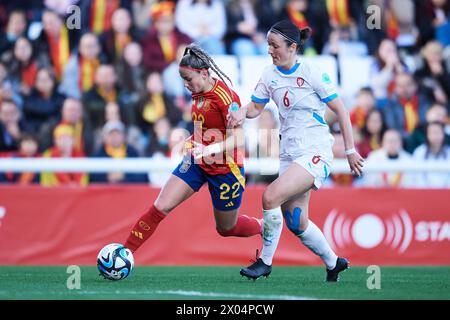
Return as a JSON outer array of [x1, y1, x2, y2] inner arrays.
[[327, 97, 364, 177], [192, 123, 244, 159], [192, 98, 245, 160]]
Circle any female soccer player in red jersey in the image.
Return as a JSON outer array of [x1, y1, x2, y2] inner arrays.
[[123, 44, 262, 253]]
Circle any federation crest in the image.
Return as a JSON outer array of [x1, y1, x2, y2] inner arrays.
[[197, 97, 205, 109], [296, 77, 304, 87]]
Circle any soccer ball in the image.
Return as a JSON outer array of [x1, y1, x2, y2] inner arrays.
[[97, 243, 134, 280]]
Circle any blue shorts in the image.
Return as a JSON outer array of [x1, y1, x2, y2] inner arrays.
[[172, 156, 245, 211]]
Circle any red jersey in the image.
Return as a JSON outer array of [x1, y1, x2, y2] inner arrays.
[[190, 79, 244, 176]]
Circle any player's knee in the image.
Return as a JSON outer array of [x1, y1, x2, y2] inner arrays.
[[262, 188, 280, 210], [283, 207, 306, 236]]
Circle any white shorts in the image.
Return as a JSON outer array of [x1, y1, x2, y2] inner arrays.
[[279, 153, 332, 190]]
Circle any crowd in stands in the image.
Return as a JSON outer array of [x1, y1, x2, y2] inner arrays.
[[0, 0, 449, 188]]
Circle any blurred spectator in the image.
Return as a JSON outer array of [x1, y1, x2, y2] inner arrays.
[[149, 125, 190, 187], [6, 37, 41, 100], [416, 0, 450, 47], [350, 87, 376, 131], [322, 26, 368, 59], [0, 99, 23, 152], [131, 0, 155, 32], [90, 120, 149, 184], [0, 134, 40, 184], [0, 10, 28, 58], [225, 0, 275, 56], [80, 0, 132, 35], [386, 0, 418, 52], [34, 9, 78, 80], [161, 43, 191, 120], [142, 1, 191, 73], [246, 109, 279, 184], [138, 72, 182, 136], [0, 62, 19, 105], [40, 123, 88, 186], [39, 98, 94, 155], [175, 0, 226, 55], [116, 42, 146, 125], [383, 73, 431, 140], [104, 100, 145, 156], [59, 33, 104, 99], [363, 129, 414, 188], [279, 0, 329, 55], [322, 26, 367, 85], [22, 68, 65, 135], [414, 40, 450, 108], [412, 121, 450, 187], [325, 0, 363, 40], [405, 103, 450, 152], [167, 127, 190, 159], [370, 39, 408, 106], [100, 8, 142, 64], [356, 108, 386, 159], [82, 64, 122, 130], [43, 0, 80, 16], [146, 116, 171, 156]]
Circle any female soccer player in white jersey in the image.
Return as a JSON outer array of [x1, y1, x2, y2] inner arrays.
[[228, 20, 364, 282]]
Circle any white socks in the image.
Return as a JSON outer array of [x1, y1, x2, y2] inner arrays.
[[298, 220, 338, 270], [260, 207, 283, 266]]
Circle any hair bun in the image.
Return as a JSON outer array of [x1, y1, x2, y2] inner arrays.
[[300, 27, 312, 42]]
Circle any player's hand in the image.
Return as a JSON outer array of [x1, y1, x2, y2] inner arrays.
[[227, 107, 246, 128], [192, 141, 205, 160], [192, 141, 223, 160], [347, 152, 364, 177]]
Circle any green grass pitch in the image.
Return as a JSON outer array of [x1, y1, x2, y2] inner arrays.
[[0, 266, 449, 300]]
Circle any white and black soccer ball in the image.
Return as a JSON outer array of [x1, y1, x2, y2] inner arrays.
[[97, 243, 134, 280]]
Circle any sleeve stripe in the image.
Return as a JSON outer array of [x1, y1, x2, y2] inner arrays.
[[251, 95, 270, 103], [321, 93, 338, 103], [215, 86, 232, 105], [214, 90, 230, 106]]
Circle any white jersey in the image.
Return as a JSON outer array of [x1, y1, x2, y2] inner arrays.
[[251, 59, 337, 163]]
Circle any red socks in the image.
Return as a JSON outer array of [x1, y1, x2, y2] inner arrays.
[[217, 215, 262, 237], [124, 205, 166, 252]]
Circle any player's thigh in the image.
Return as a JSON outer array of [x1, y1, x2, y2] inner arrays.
[[281, 190, 311, 232], [213, 208, 239, 231], [154, 174, 196, 214], [263, 162, 315, 210]]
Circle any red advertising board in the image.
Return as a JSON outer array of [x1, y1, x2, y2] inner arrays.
[[0, 186, 449, 265]]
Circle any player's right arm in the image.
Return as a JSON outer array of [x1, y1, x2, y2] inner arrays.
[[227, 100, 266, 127], [244, 101, 266, 118]]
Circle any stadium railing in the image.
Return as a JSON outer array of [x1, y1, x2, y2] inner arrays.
[[0, 158, 449, 174]]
